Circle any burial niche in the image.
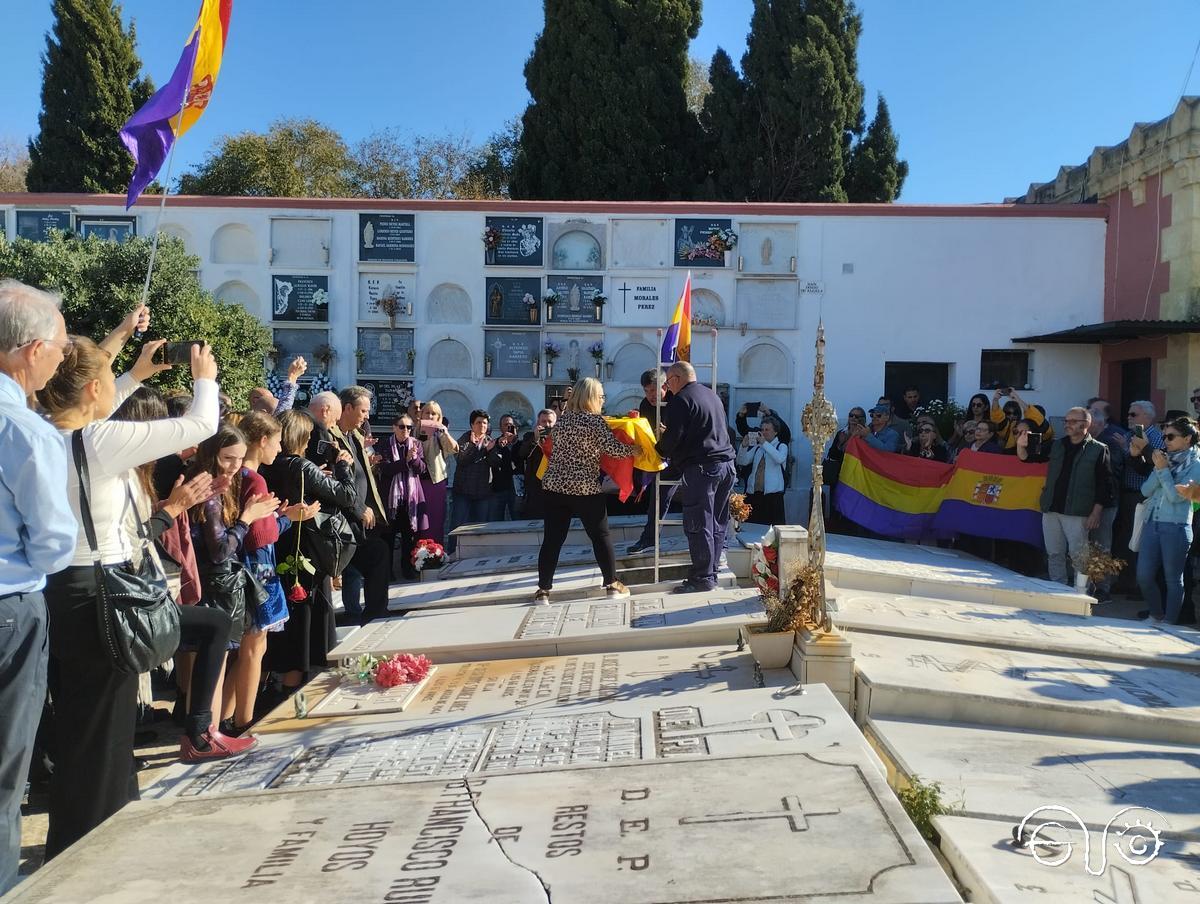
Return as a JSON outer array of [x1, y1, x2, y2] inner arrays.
[[691, 288, 726, 327], [431, 389, 471, 434], [427, 338, 472, 379], [551, 230, 602, 270], [611, 341, 656, 384], [739, 341, 793, 384], [488, 391, 534, 430], [426, 282, 473, 324], [210, 223, 257, 264], [213, 280, 261, 318]]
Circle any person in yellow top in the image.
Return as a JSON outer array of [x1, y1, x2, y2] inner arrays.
[[990, 387, 1047, 451]]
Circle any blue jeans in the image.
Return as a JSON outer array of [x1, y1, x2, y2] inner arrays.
[[1137, 520, 1193, 623], [0, 591, 47, 894], [447, 495, 491, 553], [490, 490, 517, 522], [680, 460, 736, 587]]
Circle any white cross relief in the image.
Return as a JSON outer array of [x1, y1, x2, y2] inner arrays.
[[680, 795, 840, 832], [625, 662, 736, 680], [659, 709, 825, 743]]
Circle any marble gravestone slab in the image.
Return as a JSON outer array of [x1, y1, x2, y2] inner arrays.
[[866, 717, 1200, 836], [825, 534, 1092, 615], [850, 631, 1200, 745], [437, 535, 693, 580], [149, 683, 878, 800], [453, 514, 682, 557], [14, 753, 962, 904], [335, 590, 765, 663], [935, 815, 1200, 904], [250, 645, 778, 736], [832, 590, 1200, 671]]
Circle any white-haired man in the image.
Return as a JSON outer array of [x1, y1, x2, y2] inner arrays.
[[0, 280, 77, 893]]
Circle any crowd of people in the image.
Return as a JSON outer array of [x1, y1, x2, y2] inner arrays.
[[823, 384, 1200, 627]]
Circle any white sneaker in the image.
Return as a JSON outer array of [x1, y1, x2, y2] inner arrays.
[[605, 581, 631, 599], [532, 589, 551, 605]]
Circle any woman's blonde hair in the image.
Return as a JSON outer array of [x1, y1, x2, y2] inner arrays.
[[567, 377, 604, 414], [36, 336, 111, 416], [421, 400, 443, 421]]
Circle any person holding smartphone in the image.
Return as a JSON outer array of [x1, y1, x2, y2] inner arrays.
[[489, 414, 520, 521], [516, 408, 557, 519], [417, 401, 458, 546]]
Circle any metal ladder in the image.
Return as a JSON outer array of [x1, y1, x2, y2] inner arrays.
[[651, 328, 720, 585]]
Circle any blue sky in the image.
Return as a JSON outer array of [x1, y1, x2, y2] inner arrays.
[[1, 0, 1197, 203]]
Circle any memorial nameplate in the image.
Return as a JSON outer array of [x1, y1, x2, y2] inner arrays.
[[357, 327, 415, 375], [851, 631, 1200, 745], [674, 217, 732, 267], [833, 590, 1200, 670], [485, 215, 543, 266], [309, 667, 438, 717], [271, 274, 329, 322], [77, 215, 137, 241], [271, 329, 329, 375], [358, 273, 415, 322], [738, 223, 798, 276], [611, 218, 670, 269], [611, 276, 669, 326], [358, 213, 415, 262], [484, 330, 541, 380], [361, 379, 414, 428], [331, 591, 764, 663], [736, 279, 799, 329], [23, 750, 960, 903], [545, 275, 603, 324], [484, 277, 541, 325], [16, 209, 71, 242]]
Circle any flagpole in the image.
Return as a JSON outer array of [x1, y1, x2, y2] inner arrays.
[[137, 95, 189, 311]]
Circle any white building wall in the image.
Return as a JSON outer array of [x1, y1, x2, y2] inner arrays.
[[0, 199, 1106, 485]]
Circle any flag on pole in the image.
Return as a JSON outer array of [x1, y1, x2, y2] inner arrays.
[[119, 0, 233, 208], [661, 271, 692, 363]]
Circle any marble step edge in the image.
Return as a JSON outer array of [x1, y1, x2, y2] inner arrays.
[[861, 717, 1200, 844], [854, 674, 1200, 747]]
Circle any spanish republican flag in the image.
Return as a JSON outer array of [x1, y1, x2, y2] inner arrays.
[[834, 439, 1049, 546], [660, 271, 692, 363], [119, 0, 233, 207]]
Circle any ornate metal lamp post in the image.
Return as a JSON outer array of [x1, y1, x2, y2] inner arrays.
[[799, 320, 839, 632]]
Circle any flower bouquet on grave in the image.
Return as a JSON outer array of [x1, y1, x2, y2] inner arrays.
[[314, 344, 335, 373], [412, 539, 446, 572], [567, 366, 581, 382], [708, 228, 738, 254], [335, 651, 434, 688], [592, 293, 607, 322], [525, 292, 540, 324], [588, 341, 605, 378], [750, 526, 779, 597], [354, 347, 367, 371], [379, 292, 402, 328], [729, 492, 752, 531], [1074, 542, 1124, 595], [543, 292, 560, 321], [483, 226, 502, 263], [543, 340, 562, 380]]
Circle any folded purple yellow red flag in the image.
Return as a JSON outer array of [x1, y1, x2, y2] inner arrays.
[[834, 438, 1048, 546]]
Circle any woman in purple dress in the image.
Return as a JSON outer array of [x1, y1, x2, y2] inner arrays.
[[377, 413, 428, 579]]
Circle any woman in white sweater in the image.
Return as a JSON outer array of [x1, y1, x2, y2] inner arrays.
[[37, 336, 221, 859], [737, 416, 788, 526]]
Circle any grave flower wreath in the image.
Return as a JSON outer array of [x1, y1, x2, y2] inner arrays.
[[412, 539, 446, 571], [750, 525, 780, 596], [337, 652, 434, 689]]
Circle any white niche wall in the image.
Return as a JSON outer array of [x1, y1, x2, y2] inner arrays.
[[425, 283, 473, 324], [427, 338, 473, 380]]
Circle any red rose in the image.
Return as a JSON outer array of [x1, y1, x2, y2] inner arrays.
[[763, 546, 777, 563], [287, 582, 308, 602]]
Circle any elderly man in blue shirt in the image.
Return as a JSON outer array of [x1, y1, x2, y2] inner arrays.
[[0, 280, 77, 893], [851, 404, 904, 454]]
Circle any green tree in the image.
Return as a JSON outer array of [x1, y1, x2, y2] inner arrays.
[[0, 232, 271, 403], [27, 0, 154, 193], [178, 119, 358, 197], [462, 118, 522, 199], [845, 94, 908, 201], [697, 48, 752, 200], [0, 139, 30, 192], [510, 0, 703, 200]]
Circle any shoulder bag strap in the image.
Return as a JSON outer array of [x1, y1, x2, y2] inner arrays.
[[71, 429, 103, 563]]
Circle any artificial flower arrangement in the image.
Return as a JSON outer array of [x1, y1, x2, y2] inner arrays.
[[588, 341, 605, 362], [482, 226, 502, 250], [750, 526, 780, 596], [380, 292, 402, 326], [543, 340, 562, 360], [729, 492, 753, 523], [412, 538, 446, 571], [707, 227, 739, 254], [336, 652, 434, 689]]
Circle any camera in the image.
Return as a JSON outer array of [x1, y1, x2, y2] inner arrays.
[[1026, 433, 1043, 457], [159, 340, 205, 365], [745, 401, 761, 417]]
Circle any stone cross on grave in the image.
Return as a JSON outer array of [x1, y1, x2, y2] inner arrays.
[[491, 336, 506, 360], [624, 662, 736, 680], [680, 795, 841, 832], [660, 709, 824, 743], [617, 281, 632, 313]]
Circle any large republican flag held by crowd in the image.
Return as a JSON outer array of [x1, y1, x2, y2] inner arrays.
[[834, 438, 1049, 546], [120, 0, 233, 207]]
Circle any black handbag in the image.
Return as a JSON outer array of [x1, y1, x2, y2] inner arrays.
[[199, 560, 269, 632], [292, 460, 357, 577], [72, 431, 180, 675]]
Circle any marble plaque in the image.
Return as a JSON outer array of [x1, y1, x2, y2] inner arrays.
[[18, 753, 960, 903], [358, 272, 415, 321], [609, 276, 670, 326], [271, 328, 329, 375], [331, 590, 765, 663], [308, 667, 438, 717], [271, 274, 330, 322], [826, 534, 1092, 615], [611, 218, 670, 269], [867, 717, 1200, 834], [484, 276, 541, 325], [77, 216, 137, 241], [738, 223, 798, 276], [485, 215, 543, 266], [15, 209, 71, 241], [484, 330, 541, 380], [935, 815, 1200, 904], [545, 275, 603, 324], [832, 590, 1200, 670], [359, 213, 415, 262], [361, 378, 414, 428], [736, 278, 799, 329], [357, 326, 415, 375], [674, 217, 732, 268], [151, 683, 871, 800], [851, 632, 1200, 745]]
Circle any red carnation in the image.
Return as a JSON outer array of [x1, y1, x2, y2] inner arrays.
[[287, 582, 308, 602], [763, 546, 778, 563]]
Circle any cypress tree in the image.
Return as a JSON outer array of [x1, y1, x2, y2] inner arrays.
[[845, 95, 908, 202], [27, 0, 153, 193], [510, 0, 703, 200], [696, 48, 752, 200]]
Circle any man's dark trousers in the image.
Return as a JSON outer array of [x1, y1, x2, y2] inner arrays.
[[0, 591, 47, 894], [681, 461, 735, 588]]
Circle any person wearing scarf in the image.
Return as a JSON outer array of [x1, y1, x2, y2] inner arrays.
[[377, 414, 428, 580], [1137, 416, 1200, 624]]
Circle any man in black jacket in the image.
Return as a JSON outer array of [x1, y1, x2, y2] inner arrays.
[[516, 408, 556, 519], [655, 362, 736, 592]]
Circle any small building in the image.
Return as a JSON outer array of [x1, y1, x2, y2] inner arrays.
[[1013, 96, 1200, 417], [0, 193, 1107, 480]]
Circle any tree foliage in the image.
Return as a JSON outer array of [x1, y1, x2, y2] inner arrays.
[[700, 0, 905, 203], [510, 0, 703, 200], [0, 139, 30, 192], [685, 56, 713, 115], [0, 233, 271, 403], [27, 0, 154, 193]]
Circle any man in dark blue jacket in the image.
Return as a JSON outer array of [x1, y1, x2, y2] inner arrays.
[[655, 362, 736, 592]]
